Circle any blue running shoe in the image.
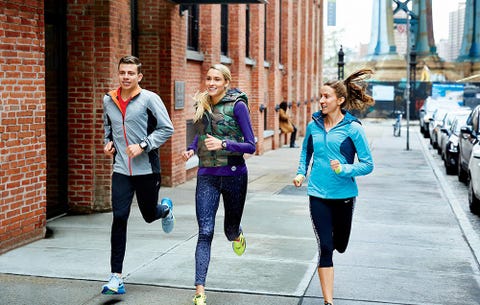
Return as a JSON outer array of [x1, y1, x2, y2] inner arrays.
[[101, 273, 125, 295], [161, 197, 175, 233]]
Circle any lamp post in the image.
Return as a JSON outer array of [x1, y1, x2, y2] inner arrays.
[[393, 0, 417, 150], [337, 45, 344, 80], [404, 9, 417, 151], [407, 47, 417, 150]]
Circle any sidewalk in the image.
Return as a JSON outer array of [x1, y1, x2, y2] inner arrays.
[[1, 119, 479, 305]]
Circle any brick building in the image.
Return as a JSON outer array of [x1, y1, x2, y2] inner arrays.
[[0, 0, 323, 254]]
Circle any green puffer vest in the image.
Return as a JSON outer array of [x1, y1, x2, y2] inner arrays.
[[195, 88, 248, 167]]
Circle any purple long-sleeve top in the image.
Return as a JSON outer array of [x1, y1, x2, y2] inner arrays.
[[187, 101, 256, 176]]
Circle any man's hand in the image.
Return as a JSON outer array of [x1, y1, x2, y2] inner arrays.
[[104, 141, 116, 156], [126, 143, 143, 158]]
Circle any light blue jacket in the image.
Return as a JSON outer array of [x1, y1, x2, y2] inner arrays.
[[103, 87, 174, 176], [296, 110, 373, 199]]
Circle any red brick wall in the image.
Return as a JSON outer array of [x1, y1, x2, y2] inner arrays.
[[66, 0, 131, 213], [249, 4, 266, 154], [0, 0, 47, 253], [228, 4, 249, 91], [136, 0, 187, 186], [281, 0, 293, 111], [265, 0, 280, 147], [0, 0, 323, 252], [185, 62, 204, 119]]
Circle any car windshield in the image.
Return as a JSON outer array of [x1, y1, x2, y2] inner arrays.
[[434, 109, 448, 121], [426, 99, 461, 113], [454, 115, 469, 133], [446, 114, 456, 126], [446, 110, 472, 127]]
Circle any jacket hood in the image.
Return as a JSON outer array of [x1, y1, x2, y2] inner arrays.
[[107, 86, 143, 110], [220, 88, 248, 105], [312, 109, 360, 128]]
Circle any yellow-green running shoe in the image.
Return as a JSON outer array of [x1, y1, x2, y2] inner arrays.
[[232, 232, 246, 256], [193, 293, 207, 305]]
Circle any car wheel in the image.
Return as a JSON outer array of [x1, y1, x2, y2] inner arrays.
[[468, 180, 480, 215], [445, 157, 456, 175], [423, 128, 429, 138], [458, 157, 468, 183]]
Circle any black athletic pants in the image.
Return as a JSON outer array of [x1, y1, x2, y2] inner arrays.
[[110, 172, 169, 273], [309, 196, 355, 267]]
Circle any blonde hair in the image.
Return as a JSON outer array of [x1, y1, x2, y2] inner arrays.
[[324, 68, 375, 111], [193, 64, 232, 122]]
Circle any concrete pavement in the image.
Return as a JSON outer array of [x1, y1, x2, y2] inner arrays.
[[1, 119, 479, 305]]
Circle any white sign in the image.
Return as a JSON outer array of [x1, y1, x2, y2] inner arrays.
[[372, 85, 394, 101]]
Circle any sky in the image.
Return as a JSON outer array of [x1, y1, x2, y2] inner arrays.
[[326, 0, 464, 48]]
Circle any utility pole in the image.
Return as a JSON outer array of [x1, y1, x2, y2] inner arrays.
[[393, 0, 417, 151], [408, 45, 417, 150], [337, 45, 345, 80]]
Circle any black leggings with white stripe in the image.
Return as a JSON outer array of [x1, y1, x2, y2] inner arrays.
[[309, 196, 355, 267]]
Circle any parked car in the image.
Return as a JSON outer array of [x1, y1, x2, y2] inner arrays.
[[467, 144, 480, 214], [463, 84, 480, 109], [428, 108, 449, 149], [442, 113, 469, 175], [419, 97, 461, 138], [438, 109, 471, 156], [458, 105, 480, 183]]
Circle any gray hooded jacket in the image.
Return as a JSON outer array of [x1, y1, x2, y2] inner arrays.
[[103, 87, 174, 176]]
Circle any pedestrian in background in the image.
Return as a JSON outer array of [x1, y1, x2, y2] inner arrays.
[[102, 55, 175, 295], [182, 64, 256, 305], [293, 68, 375, 305], [279, 101, 298, 148]]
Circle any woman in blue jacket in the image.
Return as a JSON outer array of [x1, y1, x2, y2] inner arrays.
[[293, 69, 375, 305]]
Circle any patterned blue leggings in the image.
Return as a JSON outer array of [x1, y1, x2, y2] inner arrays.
[[194, 174, 248, 286]]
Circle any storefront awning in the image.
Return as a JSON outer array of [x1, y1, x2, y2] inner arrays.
[[171, 0, 267, 3]]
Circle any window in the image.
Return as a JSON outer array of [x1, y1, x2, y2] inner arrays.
[[221, 4, 229, 56], [186, 5, 199, 51]]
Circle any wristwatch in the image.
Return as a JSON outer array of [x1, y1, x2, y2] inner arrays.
[[221, 140, 227, 150], [139, 141, 148, 150]]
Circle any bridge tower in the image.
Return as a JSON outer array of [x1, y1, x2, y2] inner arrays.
[[360, 0, 459, 81], [364, 0, 405, 80], [458, 0, 480, 77], [368, 0, 397, 58]]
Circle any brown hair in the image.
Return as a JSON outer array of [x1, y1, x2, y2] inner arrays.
[[118, 55, 142, 74], [324, 68, 375, 111]]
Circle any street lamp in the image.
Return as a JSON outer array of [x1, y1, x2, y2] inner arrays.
[[409, 48, 417, 102], [393, 0, 417, 151], [409, 47, 417, 99], [405, 46, 416, 151], [337, 45, 345, 80]]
